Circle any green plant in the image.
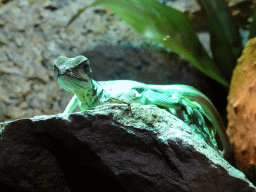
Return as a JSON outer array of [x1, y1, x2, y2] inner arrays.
[[67, 0, 255, 87]]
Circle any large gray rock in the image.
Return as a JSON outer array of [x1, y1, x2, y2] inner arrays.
[[0, 104, 254, 191]]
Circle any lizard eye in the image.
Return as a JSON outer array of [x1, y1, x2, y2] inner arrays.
[[80, 61, 90, 72], [83, 64, 88, 69]]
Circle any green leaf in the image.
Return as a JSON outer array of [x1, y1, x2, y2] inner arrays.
[[197, 0, 243, 81], [249, 12, 256, 40], [67, 0, 229, 87], [66, 5, 90, 27]]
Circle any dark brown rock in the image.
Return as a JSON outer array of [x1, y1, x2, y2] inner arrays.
[[0, 104, 254, 191]]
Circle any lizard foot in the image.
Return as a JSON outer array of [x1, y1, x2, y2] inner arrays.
[[141, 90, 215, 144], [169, 92, 207, 128]]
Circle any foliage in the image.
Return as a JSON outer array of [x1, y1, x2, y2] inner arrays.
[[67, 0, 255, 87]]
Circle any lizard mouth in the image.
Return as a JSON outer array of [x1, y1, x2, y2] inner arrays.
[[57, 75, 88, 90], [58, 74, 88, 82], [69, 74, 88, 82]]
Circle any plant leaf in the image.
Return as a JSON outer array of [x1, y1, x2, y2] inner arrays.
[[67, 0, 229, 86], [197, 0, 243, 82], [66, 5, 90, 27], [249, 12, 256, 40]]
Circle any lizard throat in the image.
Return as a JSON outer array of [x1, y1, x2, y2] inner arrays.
[[57, 74, 95, 108]]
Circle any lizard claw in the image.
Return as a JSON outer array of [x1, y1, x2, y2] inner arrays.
[[184, 104, 193, 116]]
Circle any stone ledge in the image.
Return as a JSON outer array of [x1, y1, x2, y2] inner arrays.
[[0, 104, 254, 191]]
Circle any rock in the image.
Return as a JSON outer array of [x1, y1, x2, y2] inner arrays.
[[0, 104, 255, 191]]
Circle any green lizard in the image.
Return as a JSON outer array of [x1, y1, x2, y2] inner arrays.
[[52, 55, 231, 159]]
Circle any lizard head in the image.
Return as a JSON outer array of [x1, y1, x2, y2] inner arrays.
[[53, 55, 95, 107]]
